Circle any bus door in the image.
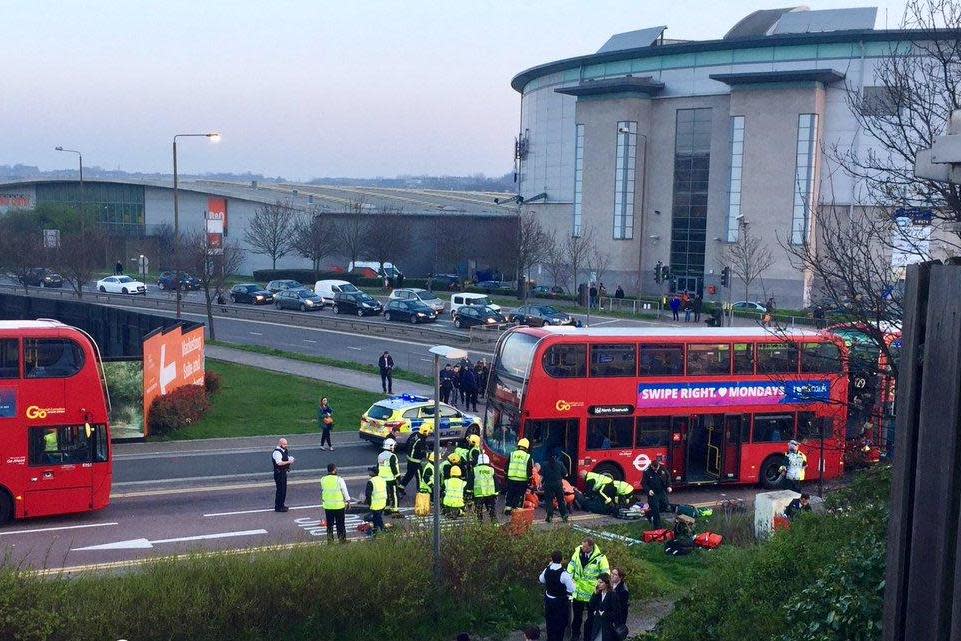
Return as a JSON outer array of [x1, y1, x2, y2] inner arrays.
[[668, 416, 688, 484], [23, 424, 95, 518], [524, 419, 578, 477], [721, 414, 744, 481], [687, 414, 724, 483]]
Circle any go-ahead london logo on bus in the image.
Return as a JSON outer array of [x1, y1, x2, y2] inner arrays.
[[636, 380, 831, 409], [25, 405, 66, 420]]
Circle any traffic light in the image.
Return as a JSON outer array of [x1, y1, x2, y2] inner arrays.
[[654, 261, 663, 284], [721, 266, 731, 288], [660, 264, 671, 283]]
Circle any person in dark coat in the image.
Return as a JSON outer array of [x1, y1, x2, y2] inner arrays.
[[614, 285, 625, 299], [450, 365, 461, 407], [439, 363, 454, 404], [669, 295, 681, 321], [378, 351, 394, 394], [541, 452, 569, 523], [611, 568, 629, 629], [584, 574, 622, 641], [461, 366, 479, 412], [693, 294, 703, 322], [642, 454, 672, 529]]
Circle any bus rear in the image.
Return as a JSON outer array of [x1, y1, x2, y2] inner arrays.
[[0, 320, 112, 523]]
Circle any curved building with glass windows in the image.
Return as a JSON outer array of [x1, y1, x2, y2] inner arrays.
[[511, 6, 956, 307]]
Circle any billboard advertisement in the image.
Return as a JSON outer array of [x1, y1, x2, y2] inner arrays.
[[142, 324, 205, 435], [206, 197, 227, 253], [636, 380, 831, 409]]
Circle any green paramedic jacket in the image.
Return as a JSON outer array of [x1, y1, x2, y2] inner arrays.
[[567, 544, 610, 602]]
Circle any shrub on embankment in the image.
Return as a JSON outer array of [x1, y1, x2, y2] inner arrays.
[[3, 524, 657, 641], [652, 467, 890, 641]]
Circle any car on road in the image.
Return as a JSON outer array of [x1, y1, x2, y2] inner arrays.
[[730, 301, 767, 313], [453, 305, 506, 329], [229, 283, 274, 304], [274, 288, 324, 311], [333, 290, 383, 316], [509, 304, 575, 327], [449, 292, 501, 319], [383, 299, 437, 324], [531, 285, 565, 298], [20, 268, 63, 288], [265, 279, 304, 294], [389, 288, 446, 313], [96, 275, 146, 295], [359, 394, 481, 447], [157, 271, 200, 291], [313, 279, 360, 306], [476, 280, 514, 293]]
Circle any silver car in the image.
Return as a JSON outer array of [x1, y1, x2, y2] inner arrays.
[[388, 288, 446, 313]]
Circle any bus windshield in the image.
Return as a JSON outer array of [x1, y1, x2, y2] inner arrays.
[[495, 331, 538, 381], [485, 405, 520, 458]]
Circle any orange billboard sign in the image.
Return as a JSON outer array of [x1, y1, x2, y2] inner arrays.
[[142, 324, 205, 435]]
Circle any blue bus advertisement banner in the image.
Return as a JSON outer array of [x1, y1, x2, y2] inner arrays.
[[0, 387, 16, 418], [637, 380, 831, 409]]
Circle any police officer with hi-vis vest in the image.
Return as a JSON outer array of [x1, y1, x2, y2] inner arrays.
[[473, 453, 498, 521], [505, 438, 533, 513], [378, 438, 402, 515], [321, 462, 351, 542], [781, 439, 808, 493], [364, 465, 388, 534]]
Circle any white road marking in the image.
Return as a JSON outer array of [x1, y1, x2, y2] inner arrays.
[[420, 358, 432, 362], [347, 346, 363, 351], [205, 504, 321, 517], [0, 522, 119, 537], [304, 339, 317, 343], [249, 331, 263, 336], [72, 529, 269, 551]]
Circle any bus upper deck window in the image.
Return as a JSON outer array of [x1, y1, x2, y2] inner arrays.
[[543, 344, 586, 378], [756, 342, 799, 375], [733, 343, 754, 374], [687, 344, 731, 376], [24, 339, 85, 378], [0, 339, 18, 379], [801, 342, 841, 374], [639, 344, 683, 377]]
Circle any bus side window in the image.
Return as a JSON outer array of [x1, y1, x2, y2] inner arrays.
[[638, 344, 684, 376], [801, 342, 842, 373], [587, 417, 633, 450], [636, 416, 671, 447], [733, 343, 754, 374], [0, 339, 18, 379], [687, 344, 732, 375], [756, 343, 799, 375], [24, 339, 85, 378], [797, 412, 831, 440], [543, 344, 587, 378], [29, 426, 92, 465], [752, 414, 795, 443]]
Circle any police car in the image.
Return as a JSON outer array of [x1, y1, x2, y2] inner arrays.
[[359, 394, 481, 447]]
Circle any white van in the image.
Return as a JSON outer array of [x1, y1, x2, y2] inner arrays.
[[348, 261, 402, 279], [449, 292, 501, 319], [313, 279, 361, 305]]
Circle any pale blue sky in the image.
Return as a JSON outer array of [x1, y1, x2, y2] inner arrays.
[[1, 0, 905, 179]]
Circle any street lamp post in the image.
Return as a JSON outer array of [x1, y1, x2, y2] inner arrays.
[[54, 146, 84, 234], [173, 133, 221, 319], [427, 345, 468, 591]]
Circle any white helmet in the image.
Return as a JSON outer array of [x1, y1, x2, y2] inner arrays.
[[477, 454, 490, 466], [383, 438, 396, 451]]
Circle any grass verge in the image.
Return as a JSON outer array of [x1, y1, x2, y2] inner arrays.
[[208, 340, 434, 386], [5, 524, 681, 641], [162, 360, 383, 440]]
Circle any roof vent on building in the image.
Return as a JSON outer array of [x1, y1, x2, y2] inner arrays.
[[724, 6, 808, 40], [767, 7, 877, 35], [596, 26, 667, 53]]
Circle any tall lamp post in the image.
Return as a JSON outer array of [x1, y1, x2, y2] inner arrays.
[[427, 345, 468, 589], [54, 146, 84, 234], [173, 132, 221, 318]]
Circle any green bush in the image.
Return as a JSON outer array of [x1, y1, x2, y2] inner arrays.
[[2, 524, 658, 641], [148, 385, 210, 435]]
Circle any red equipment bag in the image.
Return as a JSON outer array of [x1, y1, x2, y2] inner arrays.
[[694, 532, 723, 549], [773, 515, 791, 531], [643, 528, 675, 543]]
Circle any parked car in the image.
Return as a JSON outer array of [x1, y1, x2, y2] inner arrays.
[[476, 280, 514, 293], [389, 288, 445, 313], [449, 292, 501, 319], [20, 268, 63, 288], [314, 279, 361, 305], [531, 285, 565, 298], [96, 275, 146, 295], [229, 283, 274, 304], [334, 291, 383, 316], [730, 301, 767, 313], [454, 305, 505, 329], [383, 299, 437, 324], [428, 273, 461, 290], [157, 271, 200, 291], [359, 395, 480, 447], [274, 288, 324, 311], [266, 279, 304, 294], [509, 304, 575, 327]]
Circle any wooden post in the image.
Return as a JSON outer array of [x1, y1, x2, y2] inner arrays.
[[883, 262, 961, 641]]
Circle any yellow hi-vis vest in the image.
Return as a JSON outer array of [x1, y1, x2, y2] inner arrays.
[[507, 449, 530, 481], [473, 464, 496, 498], [443, 477, 466, 508], [378, 452, 398, 480], [321, 474, 345, 510], [369, 476, 387, 511], [420, 464, 435, 493]]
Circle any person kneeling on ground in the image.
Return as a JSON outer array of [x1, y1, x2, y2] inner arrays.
[[610, 480, 636, 512], [785, 492, 811, 521]]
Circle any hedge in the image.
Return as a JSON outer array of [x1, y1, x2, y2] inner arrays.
[[148, 385, 210, 436]]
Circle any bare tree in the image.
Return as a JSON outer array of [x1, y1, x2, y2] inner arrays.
[[362, 207, 411, 277], [243, 199, 299, 269], [0, 215, 43, 290], [543, 230, 572, 292], [152, 222, 176, 259], [181, 232, 245, 341], [515, 210, 549, 299], [333, 202, 373, 271], [724, 224, 775, 302], [51, 229, 107, 299], [292, 208, 336, 273], [564, 226, 595, 298]]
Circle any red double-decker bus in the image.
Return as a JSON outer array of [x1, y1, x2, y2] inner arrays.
[[0, 320, 112, 523], [483, 326, 848, 489]]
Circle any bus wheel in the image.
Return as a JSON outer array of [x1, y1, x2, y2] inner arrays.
[[0, 490, 12, 525], [593, 463, 624, 482], [760, 455, 788, 490]]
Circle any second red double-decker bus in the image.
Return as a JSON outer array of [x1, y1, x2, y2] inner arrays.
[[0, 320, 112, 523], [483, 326, 848, 490]]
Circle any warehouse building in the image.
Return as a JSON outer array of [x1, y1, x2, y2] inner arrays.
[[511, 6, 958, 306]]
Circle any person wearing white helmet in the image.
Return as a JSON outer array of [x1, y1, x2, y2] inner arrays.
[[377, 438, 402, 515], [473, 453, 498, 521], [781, 439, 807, 493]]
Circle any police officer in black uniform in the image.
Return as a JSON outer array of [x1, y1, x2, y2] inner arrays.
[[272, 438, 294, 512]]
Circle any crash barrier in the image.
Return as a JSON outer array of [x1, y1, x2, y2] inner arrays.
[[467, 322, 513, 347], [0, 284, 470, 345], [598, 296, 664, 317]]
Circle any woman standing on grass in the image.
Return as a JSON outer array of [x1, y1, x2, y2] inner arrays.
[[611, 568, 629, 630], [319, 396, 335, 450], [585, 574, 622, 641]]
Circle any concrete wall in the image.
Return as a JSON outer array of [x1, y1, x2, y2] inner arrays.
[[0, 184, 36, 214]]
